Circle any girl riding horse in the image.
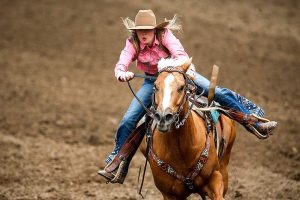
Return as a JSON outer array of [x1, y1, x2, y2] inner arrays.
[[98, 9, 277, 184]]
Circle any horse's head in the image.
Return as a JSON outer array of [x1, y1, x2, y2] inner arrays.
[[153, 57, 193, 133]]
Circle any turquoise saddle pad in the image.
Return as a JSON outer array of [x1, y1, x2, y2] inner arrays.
[[211, 110, 220, 124]]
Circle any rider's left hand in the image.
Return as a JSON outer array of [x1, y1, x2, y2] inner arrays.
[[118, 71, 135, 82]]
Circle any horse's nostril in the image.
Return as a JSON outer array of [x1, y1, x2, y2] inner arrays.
[[154, 113, 161, 122], [165, 113, 174, 123]]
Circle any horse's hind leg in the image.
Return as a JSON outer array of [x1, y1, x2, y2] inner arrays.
[[203, 170, 225, 200]]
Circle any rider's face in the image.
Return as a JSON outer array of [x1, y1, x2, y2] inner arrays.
[[136, 29, 155, 46]]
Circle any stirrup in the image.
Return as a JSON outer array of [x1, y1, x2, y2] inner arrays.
[[250, 114, 270, 123], [110, 160, 127, 184], [98, 169, 116, 183], [97, 161, 117, 182], [97, 160, 128, 184]]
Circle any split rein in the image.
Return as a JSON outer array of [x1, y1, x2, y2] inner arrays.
[[126, 74, 156, 119]]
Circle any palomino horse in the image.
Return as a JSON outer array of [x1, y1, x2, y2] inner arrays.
[[141, 58, 236, 200]]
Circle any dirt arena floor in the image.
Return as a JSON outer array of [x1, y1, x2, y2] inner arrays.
[[0, 0, 299, 199]]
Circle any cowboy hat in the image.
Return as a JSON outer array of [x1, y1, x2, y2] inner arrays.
[[127, 10, 169, 30]]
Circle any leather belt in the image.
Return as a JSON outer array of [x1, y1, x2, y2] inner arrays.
[[145, 72, 157, 76]]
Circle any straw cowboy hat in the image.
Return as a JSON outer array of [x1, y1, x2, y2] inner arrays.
[[127, 10, 169, 30]]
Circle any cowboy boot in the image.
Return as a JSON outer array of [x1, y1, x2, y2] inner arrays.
[[98, 122, 147, 184], [240, 113, 277, 139], [219, 108, 277, 139], [245, 120, 277, 139]]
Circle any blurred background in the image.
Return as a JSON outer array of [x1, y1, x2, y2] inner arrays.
[[0, 0, 299, 199]]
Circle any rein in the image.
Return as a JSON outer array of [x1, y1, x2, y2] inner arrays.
[[126, 74, 157, 120], [134, 73, 157, 81], [127, 74, 155, 198], [127, 81, 155, 118]]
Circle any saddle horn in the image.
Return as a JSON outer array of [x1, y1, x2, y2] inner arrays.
[[208, 65, 219, 105]]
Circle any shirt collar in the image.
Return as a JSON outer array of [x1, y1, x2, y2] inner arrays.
[[140, 35, 159, 50]]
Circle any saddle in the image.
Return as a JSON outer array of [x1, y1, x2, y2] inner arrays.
[[191, 96, 226, 159]]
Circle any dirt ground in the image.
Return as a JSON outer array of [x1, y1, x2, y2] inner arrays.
[[0, 0, 299, 199]]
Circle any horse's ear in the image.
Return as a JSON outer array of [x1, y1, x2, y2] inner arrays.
[[179, 57, 193, 72]]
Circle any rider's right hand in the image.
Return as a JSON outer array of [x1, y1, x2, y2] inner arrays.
[[118, 71, 135, 82]]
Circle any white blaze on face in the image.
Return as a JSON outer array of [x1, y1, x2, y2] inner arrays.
[[162, 74, 175, 110]]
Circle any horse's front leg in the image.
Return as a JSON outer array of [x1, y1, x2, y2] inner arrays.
[[202, 170, 225, 200]]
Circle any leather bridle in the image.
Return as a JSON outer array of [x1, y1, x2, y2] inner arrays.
[[154, 66, 197, 129], [127, 67, 197, 129]]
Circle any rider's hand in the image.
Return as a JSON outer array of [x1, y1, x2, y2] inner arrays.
[[186, 63, 196, 79], [118, 71, 135, 82], [186, 69, 196, 79]]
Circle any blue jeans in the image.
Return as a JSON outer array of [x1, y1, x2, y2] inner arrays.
[[105, 72, 264, 163], [193, 72, 264, 116], [105, 77, 155, 164]]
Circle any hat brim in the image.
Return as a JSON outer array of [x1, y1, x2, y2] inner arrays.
[[129, 25, 155, 30], [128, 21, 170, 30]]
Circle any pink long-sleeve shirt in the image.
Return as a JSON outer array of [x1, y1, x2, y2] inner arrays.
[[114, 28, 189, 79]]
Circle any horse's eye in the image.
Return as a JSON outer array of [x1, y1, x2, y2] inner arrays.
[[178, 85, 185, 93]]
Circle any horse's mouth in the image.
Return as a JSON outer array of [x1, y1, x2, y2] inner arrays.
[[157, 124, 172, 133]]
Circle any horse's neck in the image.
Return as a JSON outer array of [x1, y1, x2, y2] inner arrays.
[[154, 104, 206, 166]]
